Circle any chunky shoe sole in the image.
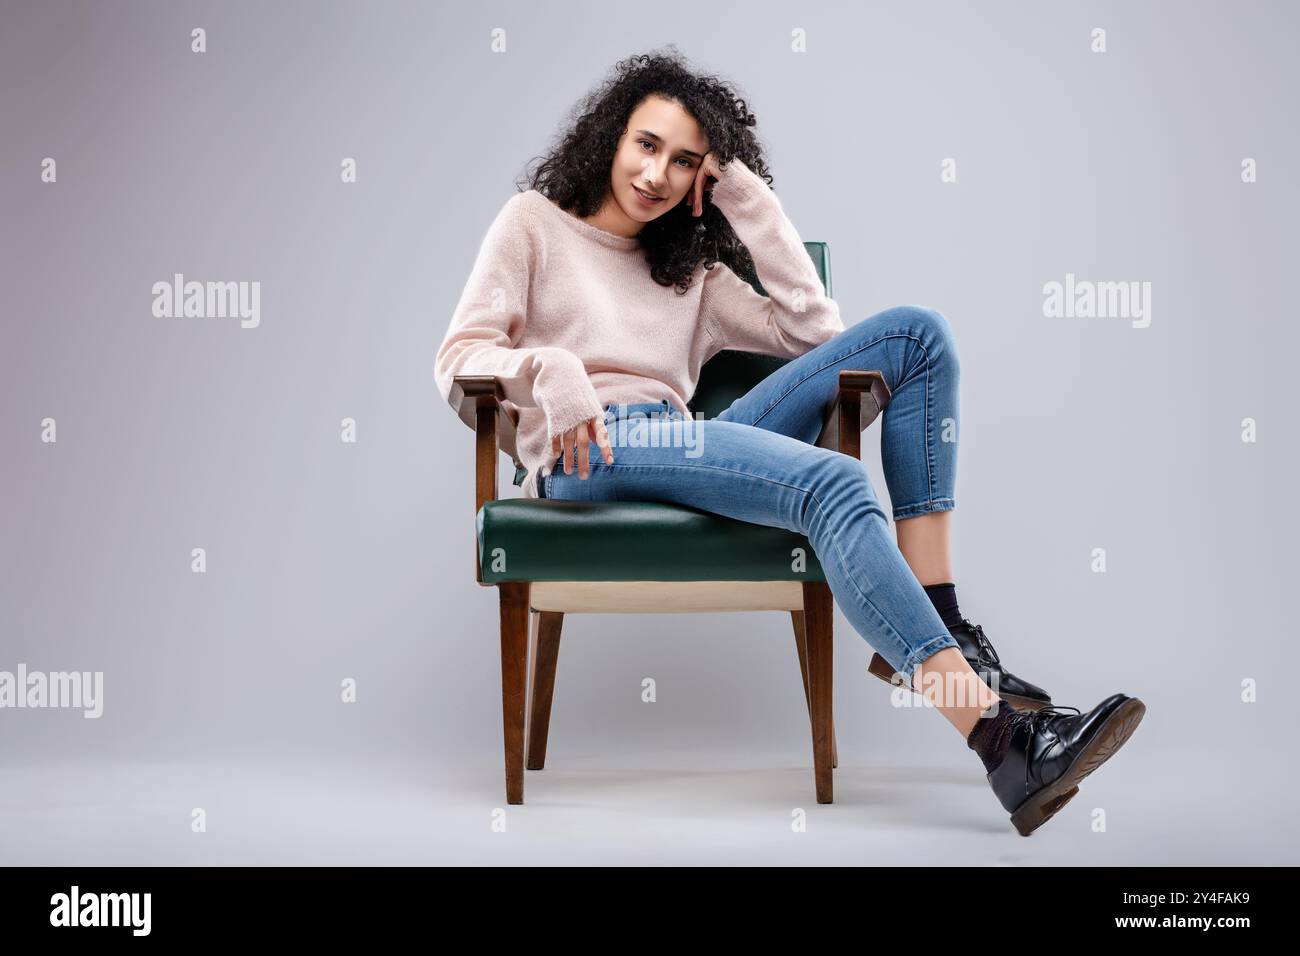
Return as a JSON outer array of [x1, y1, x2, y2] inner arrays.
[[1009, 696, 1147, 837], [866, 653, 1053, 712]]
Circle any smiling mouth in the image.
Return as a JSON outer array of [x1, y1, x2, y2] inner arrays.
[[633, 185, 664, 202]]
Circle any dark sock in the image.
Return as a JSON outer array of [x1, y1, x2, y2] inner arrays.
[[967, 700, 1020, 773], [923, 581, 964, 630]]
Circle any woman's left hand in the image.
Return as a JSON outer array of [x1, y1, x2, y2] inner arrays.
[[691, 152, 724, 217]]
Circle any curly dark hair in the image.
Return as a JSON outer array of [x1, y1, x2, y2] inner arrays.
[[517, 46, 772, 295]]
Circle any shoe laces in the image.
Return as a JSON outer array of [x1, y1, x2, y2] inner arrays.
[[965, 621, 1002, 668], [1004, 704, 1084, 793]]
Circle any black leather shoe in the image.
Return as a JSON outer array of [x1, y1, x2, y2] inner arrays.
[[868, 617, 1054, 711], [986, 694, 1146, 836]]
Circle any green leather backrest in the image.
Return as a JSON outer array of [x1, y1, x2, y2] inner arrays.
[[511, 241, 830, 486], [688, 241, 831, 420]]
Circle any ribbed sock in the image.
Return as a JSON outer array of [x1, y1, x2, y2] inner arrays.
[[923, 581, 964, 630], [967, 700, 1020, 773]]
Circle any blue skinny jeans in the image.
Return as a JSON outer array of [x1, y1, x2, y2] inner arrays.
[[539, 305, 962, 683]]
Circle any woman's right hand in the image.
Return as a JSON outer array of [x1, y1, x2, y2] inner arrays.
[[550, 416, 615, 480]]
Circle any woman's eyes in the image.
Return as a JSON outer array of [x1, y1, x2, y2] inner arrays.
[[638, 140, 694, 168]]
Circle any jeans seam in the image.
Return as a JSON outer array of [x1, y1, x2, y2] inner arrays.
[[890, 334, 937, 508], [892, 497, 955, 521], [924, 338, 936, 505]]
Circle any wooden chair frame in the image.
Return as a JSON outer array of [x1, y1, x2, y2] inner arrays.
[[450, 368, 892, 805]]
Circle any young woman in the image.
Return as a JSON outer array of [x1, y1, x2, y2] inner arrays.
[[435, 49, 1145, 836]]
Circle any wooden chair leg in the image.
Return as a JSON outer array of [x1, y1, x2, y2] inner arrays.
[[498, 582, 530, 804], [801, 582, 835, 804], [526, 610, 564, 770], [791, 610, 838, 769]]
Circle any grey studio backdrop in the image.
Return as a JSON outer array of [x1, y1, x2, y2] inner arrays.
[[1, 0, 1297, 865]]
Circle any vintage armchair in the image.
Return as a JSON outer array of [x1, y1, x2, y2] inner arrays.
[[448, 242, 893, 806]]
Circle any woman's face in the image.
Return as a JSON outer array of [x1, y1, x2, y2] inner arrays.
[[591, 94, 710, 237]]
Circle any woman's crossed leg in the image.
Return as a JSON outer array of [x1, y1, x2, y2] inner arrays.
[[541, 400, 997, 731]]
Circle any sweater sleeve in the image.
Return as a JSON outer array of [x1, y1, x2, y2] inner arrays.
[[435, 192, 605, 440], [699, 157, 846, 357]]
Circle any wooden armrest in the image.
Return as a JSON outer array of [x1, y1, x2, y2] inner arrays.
[[449, 374, 520, 460], [449, 374, 521, 586], [815, 370, 893, 459]]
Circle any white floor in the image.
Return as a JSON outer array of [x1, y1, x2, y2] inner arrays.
[[0, 741, 1284, 866]]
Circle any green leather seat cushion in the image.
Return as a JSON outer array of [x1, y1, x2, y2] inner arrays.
[[477, 499, 826, 583]]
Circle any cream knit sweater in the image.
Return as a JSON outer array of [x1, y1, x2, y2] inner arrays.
[[435, 157, 845, 499]]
